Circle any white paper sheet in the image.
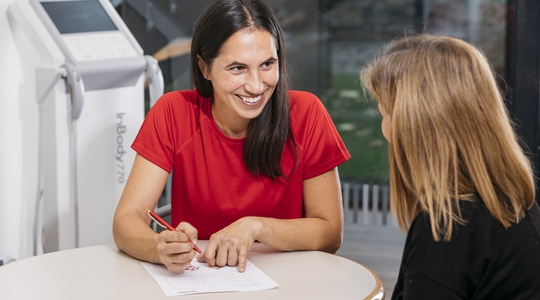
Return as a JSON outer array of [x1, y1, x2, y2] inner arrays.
[[141, 259, 278, 296]]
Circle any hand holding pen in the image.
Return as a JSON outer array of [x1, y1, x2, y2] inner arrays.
[[148, 210, 202, 254]]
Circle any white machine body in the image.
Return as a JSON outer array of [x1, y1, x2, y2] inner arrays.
[[5, 0, 163, 257]]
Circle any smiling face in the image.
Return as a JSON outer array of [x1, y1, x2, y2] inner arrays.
[[199, 28, 279, 138]]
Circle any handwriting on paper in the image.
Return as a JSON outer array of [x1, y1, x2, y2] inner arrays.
[[141, 258, 278, 296]]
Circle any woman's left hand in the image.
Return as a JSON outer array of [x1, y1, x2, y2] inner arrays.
[[196, 217, 260, 272]]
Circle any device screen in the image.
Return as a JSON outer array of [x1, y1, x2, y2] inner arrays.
[[41, 0, 118, 34]]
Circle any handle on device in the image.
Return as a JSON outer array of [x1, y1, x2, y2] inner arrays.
[[62, 63, 85, 121], [144, 55, 164, 108]]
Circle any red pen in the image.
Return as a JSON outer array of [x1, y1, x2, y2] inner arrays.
[[148, 210, 202, 253]]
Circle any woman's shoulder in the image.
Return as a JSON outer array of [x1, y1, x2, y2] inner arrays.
[[409, 200, 495, 243], [288, 90, 327, 114], [156, 89, 202, 107], [415, 199, 538, 243], [152, 89, 209, 116], [289, 90, 320, 104]]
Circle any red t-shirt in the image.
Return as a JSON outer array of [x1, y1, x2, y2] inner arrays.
[[132, 89, 350, 238]]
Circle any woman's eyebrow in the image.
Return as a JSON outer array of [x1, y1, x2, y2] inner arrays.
[[224, 57, 277, 68], [225, 61, 246, 68]]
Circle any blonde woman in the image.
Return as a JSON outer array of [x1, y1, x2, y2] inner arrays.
[[361, 34, 540, 299]]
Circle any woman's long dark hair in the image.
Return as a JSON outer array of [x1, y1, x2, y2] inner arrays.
[[191, 0, 297, 180]]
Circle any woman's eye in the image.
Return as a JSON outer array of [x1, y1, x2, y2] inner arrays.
[[230, 66, 245, 72], [262, 61, 275, 68]]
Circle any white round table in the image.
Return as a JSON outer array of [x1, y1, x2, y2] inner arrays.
[[0, 242, 384, 299]]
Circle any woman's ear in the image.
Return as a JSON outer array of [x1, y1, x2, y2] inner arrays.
[[197, 55, 209, 79]]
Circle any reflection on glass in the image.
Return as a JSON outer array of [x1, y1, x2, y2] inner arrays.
[[320, 0, 507, 185], [424, 1, 507, 80]]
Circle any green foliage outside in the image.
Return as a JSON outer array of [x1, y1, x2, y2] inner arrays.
[[321, 74, 389, 184]]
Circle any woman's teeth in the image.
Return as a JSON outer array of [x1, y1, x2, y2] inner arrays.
[[240, 95, 261, 103]]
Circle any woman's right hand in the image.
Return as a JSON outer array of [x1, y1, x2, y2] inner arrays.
[[156, 222, 199, 272], [113, 155, 198, 271]]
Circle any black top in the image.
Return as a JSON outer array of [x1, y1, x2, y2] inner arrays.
[[392, 200, 540, 300]]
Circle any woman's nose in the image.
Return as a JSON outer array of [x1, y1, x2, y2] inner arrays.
[[244, 71, 264, 94]]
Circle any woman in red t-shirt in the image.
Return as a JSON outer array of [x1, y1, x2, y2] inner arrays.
[[113, 0, 350, 273]]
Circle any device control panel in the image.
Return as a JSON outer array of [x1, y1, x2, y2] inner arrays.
[[34, 0, 139, 63]]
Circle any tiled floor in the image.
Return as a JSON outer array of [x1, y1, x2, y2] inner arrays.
[[337, 224, 407, 298]]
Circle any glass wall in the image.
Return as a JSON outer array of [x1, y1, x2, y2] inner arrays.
[[117, 0, 526, 188], [316, 0, 509, 185]]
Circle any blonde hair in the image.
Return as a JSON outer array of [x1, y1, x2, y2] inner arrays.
[[361, 34, 535, 241]]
